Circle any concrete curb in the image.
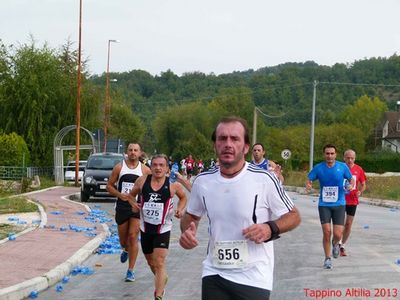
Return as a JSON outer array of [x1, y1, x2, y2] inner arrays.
[[0, 276, 48, 300], [0, 189, 110, 300]]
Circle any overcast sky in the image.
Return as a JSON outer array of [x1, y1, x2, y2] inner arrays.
[[1, 0, 400, 76]]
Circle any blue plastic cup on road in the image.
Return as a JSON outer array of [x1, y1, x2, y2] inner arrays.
[[56, 284, 64, 292], [62, 276, 70, 283], [28, 290, 39, 298], [71, 268, 79, 276], [363, 225, 369, 229]]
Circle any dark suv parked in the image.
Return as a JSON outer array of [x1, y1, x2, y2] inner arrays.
[[80, 152, 124, 202]]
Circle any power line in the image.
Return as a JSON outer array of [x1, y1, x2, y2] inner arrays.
[[255, 106, 287, 119], [131, 82, 311, 107], [319, 81, 400, 87]]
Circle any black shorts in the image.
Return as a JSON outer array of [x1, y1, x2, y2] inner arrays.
[[187, 168, 193, 175], [345, 205, 357, 217], [115, 208, 140, 225], [202, 275, 270, 300], [318, 205, 345, 225], [140, 230, 170, 255]]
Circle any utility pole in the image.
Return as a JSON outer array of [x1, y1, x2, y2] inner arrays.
[[252, 106, 257, 146], [309, 80, 318, 171]]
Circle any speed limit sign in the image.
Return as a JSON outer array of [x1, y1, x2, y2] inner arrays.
[[281, 149, 291, 160]]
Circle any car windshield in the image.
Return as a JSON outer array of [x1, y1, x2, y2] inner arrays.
[[86, 156, 122, 170], [66, 161, 86, 171]]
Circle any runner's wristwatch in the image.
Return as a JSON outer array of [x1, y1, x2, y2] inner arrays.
[[264, 221, 280, 242]]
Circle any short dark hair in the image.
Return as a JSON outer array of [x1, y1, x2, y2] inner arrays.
[[151, 154, 169, 165], [323, 144, 337, 152], [127, 142, 142, 151], [211, 116, 250, 145], [252, 143, 265, 151]]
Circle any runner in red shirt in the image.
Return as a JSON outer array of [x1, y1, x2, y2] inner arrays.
[[196, 159, 204, 174], [340, 149, 367, 256], [185, 154, 195, 180]]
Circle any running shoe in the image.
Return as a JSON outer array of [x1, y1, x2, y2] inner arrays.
[[154, 287, 166, 299], [340, 246, 347, 256], [125, 269, 135, 282], [332, 243, 340, 259], [120, 250, 128, 263], [323, 257, 332, 269]]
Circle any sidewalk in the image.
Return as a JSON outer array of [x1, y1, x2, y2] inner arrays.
[[0, 186, 108, 300]]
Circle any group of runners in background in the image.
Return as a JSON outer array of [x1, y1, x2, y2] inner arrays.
[[307, 145, 367, 270]]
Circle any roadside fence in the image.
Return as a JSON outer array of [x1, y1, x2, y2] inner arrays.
[[0, 166, 54, 180]]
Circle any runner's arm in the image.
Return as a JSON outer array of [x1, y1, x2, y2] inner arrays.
[[305, 179, 313, 192], [106, 163, 123, 198], [243, 207, 301, 244], [141, 163, 152, 175], [358, 181, 367, 196], [127, 175, 146, 211], [179, 212, 201, 249], [176, 172, 192, 192], [173, 183, 187, 218], [273, 206, 301, 234]]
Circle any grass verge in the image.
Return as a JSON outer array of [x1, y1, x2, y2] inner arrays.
[[0, 196, 39, 240], [0, 196, 38, 214], [0, 223, 21, 240], [284, 171, 400, 201]]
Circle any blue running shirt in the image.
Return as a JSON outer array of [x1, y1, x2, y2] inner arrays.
[[308, 161, 352, 206], [250, 158, 269, 170]]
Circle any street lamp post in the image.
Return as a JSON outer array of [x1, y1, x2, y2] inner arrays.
[[74, 0, 83, 187], [103, 39, 119, 152]]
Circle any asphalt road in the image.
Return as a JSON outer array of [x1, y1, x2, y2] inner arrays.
[[37, 192, 400, 300]]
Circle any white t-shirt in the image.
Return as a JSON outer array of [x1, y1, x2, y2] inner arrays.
[[187, 162, 294, 291]]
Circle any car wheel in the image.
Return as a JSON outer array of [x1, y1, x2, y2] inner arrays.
[[80, 191, 89, 202]]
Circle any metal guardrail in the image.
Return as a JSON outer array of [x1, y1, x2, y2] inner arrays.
[[0, 166, 54, 180]]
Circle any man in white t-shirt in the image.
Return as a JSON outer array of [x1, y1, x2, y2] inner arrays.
[[179, 116, 301, 300]]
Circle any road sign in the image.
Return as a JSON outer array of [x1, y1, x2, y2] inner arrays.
[[281, 149, 291, 160]]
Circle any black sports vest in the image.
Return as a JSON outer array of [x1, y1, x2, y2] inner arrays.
[[140, 175, 173, 234]]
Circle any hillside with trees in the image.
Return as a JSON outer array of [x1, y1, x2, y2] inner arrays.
[[1, 38, 399, 167]]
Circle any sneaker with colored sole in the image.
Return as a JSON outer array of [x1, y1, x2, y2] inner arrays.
[[154, 286, 166, 300], [340, 246, 347, 256], [125, 270, 135, 282], [120, 250, 128, 263], [323, 257, 332, 269]]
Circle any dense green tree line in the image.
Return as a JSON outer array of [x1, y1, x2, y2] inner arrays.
[[0, 39, 144, 166], [91, 56, 397, 161], [1, 37, 399, 167]]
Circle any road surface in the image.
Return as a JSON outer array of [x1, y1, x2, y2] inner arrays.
[[38, 192, 400, 300]]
